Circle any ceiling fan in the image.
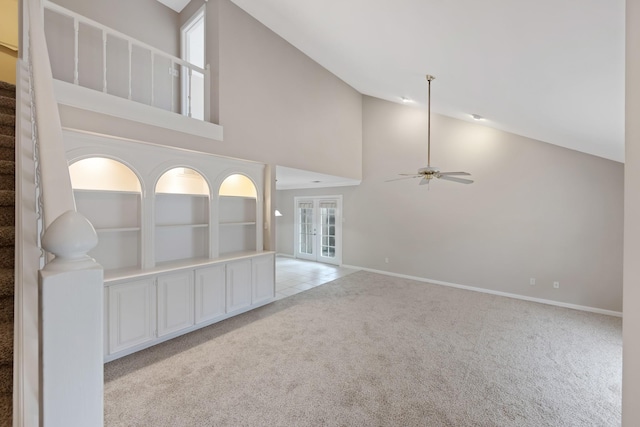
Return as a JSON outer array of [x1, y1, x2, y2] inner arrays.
[[388, 75, 473, 186]]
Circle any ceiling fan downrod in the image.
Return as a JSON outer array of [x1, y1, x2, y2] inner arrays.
[[426, 74, 434, 167]]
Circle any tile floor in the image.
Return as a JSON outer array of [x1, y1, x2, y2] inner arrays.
[[275, 255, 359, 300]]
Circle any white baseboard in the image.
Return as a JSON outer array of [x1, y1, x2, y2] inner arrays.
[[275, 253, 295, 258], [342, 265, 622, 318]]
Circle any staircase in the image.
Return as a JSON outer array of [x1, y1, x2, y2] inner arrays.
[[0, 81, 15, 427]]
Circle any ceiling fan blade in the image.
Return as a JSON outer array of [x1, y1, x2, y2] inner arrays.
[[419, 177, 430, 185], [439, 171, 471, 176], [385, 175, 421, 182], [439, 175, 474, 184]]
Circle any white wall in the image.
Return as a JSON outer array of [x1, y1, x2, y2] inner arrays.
[[623, 0, 640, 423], [278, 95, 623, 313]]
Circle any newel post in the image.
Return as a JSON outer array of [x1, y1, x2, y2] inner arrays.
[[39, 210, 104, 427]]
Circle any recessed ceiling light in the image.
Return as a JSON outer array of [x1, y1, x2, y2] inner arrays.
[[401, 97, 412, 103], [471, 114, 484, 121], [312, 180, 321, 183]]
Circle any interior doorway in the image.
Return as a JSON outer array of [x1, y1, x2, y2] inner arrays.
[[294, 196, 342, 265]]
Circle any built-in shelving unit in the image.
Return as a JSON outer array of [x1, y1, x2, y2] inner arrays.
[[70, 158, 142, 271], [154, 168, 210, 264], [64, 130, 273, 363], [218, 174, 258, 256]]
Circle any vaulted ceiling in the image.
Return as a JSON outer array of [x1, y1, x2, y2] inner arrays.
[[162, 0, 625, 163]]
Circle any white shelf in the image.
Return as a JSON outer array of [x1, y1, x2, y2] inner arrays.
[[156, 223, 209, 229], [74, 189, 141, 195], [219, 195, 256, 200], [96, 227, 141, 233], [219, 221, 256, 227], [156, 192, 210, 198]]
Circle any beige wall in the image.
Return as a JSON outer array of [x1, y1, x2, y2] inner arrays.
[[624, 0, 639, 423], [278, 95, 624, 312], [210, 0, 362, 180], [53, 0, 363, 182]]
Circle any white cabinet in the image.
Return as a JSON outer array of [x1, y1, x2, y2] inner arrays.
[[108, 279, 156, 354], [194, 265, 226, 324], [252, 254, 275, 306], [157, 271, 194, 337], [226, 259, 252, 313]]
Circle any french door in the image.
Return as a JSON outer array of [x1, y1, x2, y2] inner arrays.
[[294, 196, 342, 265]]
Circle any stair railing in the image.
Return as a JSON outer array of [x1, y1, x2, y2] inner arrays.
[[19, 0, 104, 425], [43, 0, 211, 121]]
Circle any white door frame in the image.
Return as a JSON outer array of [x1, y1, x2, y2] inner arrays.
[[180, 5, 205, 118], [293, 195, 343, 265]]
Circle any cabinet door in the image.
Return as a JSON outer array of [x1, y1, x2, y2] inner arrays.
[[252, 254, 275, 305], [108, 279, 156, 354], [157, 271, 195, 337], [226, 260, 252, 313], [195, 265, 226, 324]]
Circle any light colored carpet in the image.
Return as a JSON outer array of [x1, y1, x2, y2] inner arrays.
[[104, 271, 622, 427]]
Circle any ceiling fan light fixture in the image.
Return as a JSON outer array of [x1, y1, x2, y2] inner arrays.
[[386, 74, 474, 186]]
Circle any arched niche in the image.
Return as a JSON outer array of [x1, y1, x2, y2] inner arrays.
[[68, 157, 142, 271], [218, 173, 257, 198], [218, 173, 258, 255], [154, 167, 210, 264], [69, 157, 142, 192], [155, 167, 209, 195]]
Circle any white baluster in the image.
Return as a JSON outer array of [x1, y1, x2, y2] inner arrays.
[[102, 30, 107, 93], [73, 18, 79, 85], [128, 41, 132, 100], [170, 60, 174, 113], [151, 52, 155, 107], [188, 67, 193, 118]]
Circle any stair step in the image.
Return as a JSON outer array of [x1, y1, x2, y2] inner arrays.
[[0, 296, 12, 326], [0, 162, 14, 193], [0, 191, 14, 207], [0, 364, 10, 394], [0, 136, 14, 164], [0, 392, 11, 427], [0, 322, 12, 365], [0, 82, 15, 99], [0, 161, 14, 176], [0, 247, 13, 270], [0, 97, 14, 117], [0, 270, 13, 298], [0, 227, 14, 249], [0, 113, 14, 138]]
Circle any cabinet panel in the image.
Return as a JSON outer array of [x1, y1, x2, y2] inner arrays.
[[252, 255, 275, 305], [226, 260, 252, 313], [108, 279, 156, 354], [157, 271, 194, 337], [195, 265, 226, 324]]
